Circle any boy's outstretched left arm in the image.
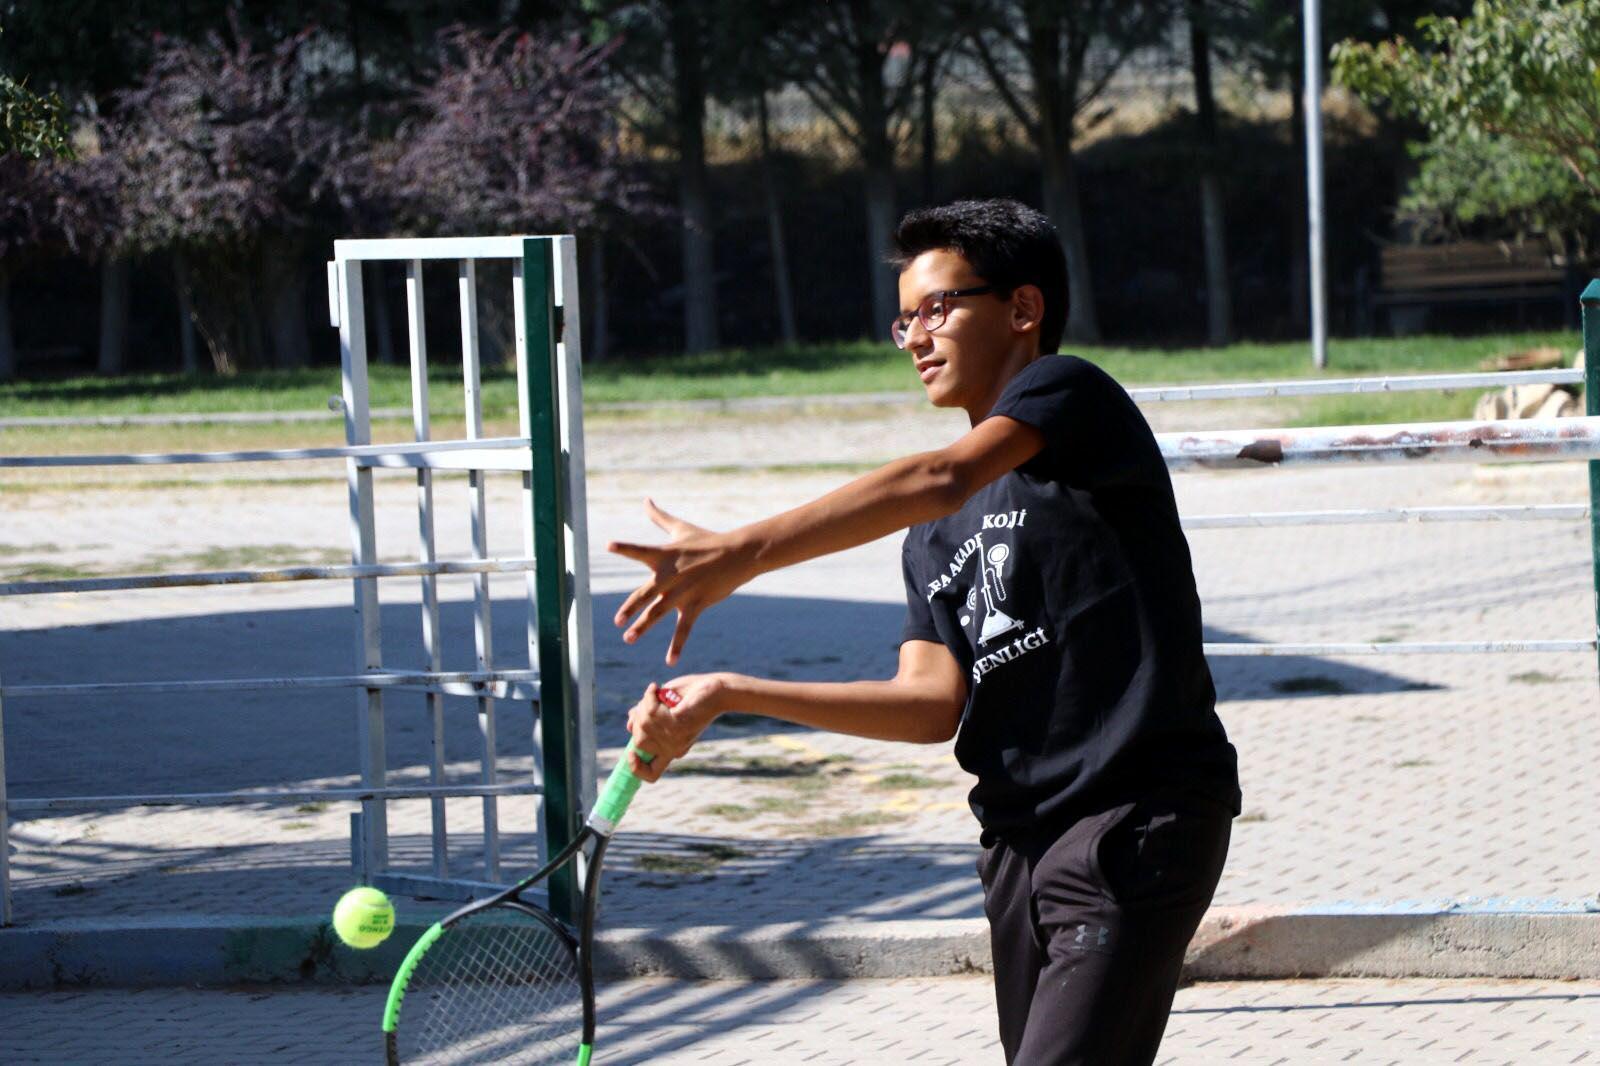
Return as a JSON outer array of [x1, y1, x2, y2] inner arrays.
[[609, 414, 1043, 664]]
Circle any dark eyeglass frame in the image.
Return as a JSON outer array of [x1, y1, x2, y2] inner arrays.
[[890, 285, 1002, 349]]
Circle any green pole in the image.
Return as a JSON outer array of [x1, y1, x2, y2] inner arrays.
[[1582, 279, 1600, 683], [523, 237, 582, 922]]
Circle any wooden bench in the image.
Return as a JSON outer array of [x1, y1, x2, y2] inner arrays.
[[1366, 239, 1576, 332]]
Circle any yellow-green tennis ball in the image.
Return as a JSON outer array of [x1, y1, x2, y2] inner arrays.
[[333, 886, 395, 949]]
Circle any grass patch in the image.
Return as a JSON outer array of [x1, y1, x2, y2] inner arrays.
[[0, 330, 1574, 418], [635, 842, 749, 876], [1270, 676, 1350, 696], [1510, 671, 1566, 684], [793, 810, 904, 836], [294, 802, 329, 814], [699, 794, 812, 821], [1, 562, 98, 582], [1234, 811, 1269, 824], [281, 820, 314, 830], [1393, 758, 1433, 769], [51, 882, 90, 897], [139, 545, 348, 572], [870, 772, 943, 790], [0, 542, 62, 557]]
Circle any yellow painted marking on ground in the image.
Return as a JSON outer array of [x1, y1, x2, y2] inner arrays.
[[879, 790, 968, 814], [768, 735, 831, 760]]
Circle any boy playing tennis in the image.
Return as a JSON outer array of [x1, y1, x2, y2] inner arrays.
[[610, 199, 1240, 1065]]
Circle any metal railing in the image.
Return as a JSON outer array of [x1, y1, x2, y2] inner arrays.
[[0, 235, 597, 925]]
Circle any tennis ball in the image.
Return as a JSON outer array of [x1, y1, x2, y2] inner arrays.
[[332, 886, 395, 949]]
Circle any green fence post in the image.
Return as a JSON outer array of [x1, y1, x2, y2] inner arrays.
[[1582, 279, 1600, 683], [523, 237, 582, 922]]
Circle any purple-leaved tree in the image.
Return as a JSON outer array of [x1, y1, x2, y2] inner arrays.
[[104, 21, 335, 372]]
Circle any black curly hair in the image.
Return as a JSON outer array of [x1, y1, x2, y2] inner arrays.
[[889, 199, 1068, 354]]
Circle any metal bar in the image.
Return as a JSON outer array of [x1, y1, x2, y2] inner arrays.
[[1, 437, 530, 469], [0, 557, 538, 597], [336, 236, 559, 262], [554, 236, 599, 827], [0, 408, 413, 430], [460, 257, 502, 883], [1162, 415, 1600, 470], [4, 670, 539, 700], [1584, 279, 1600, 682], [1127, 368, 1583, 403], [371, 871, 508, 903], [338, 256, 389, 878], [5, 782, 543, 813], [1181, 505, 1589, 530], [0, 666, 10, 926], [523, 238, 581, 922], [406, 257, 450, 881], [1204, 640, 1594, 656]]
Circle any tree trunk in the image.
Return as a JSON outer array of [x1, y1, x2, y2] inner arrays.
[[174, 255, 199, 373], [920, 56, 937, 205], [669, 0, 719, 353], [1189, 0, 1232, 346], [1042, 148, 1101, 345], [98, 257, 130, 375], [1031, 9, 1099, 344], [758, 91, 798, 347], [0, 273, 14, 382], [854, 18, 898, 338], [584, 236, 610, 362], [1289, 62, 1309, 331], [369, 261, 397, 365], [268, 268, 310, 369]]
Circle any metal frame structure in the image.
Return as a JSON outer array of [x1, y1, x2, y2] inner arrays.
[[0, 235, 597, 926]]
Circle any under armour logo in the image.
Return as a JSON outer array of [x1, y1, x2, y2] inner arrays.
[[1073, 923, 1110, 948]]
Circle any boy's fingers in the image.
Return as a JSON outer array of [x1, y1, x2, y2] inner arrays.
[[614, 581, 661, 627], [624, 594, 677, 646], [607, 541, 658, 565], [666, 609, 698, 666], [628, 750, 664, 782]]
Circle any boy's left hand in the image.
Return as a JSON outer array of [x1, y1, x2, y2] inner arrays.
[[625, 674, 728, 782]]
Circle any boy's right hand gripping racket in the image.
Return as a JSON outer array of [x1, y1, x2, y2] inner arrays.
[[382, 688, 680, 1065]]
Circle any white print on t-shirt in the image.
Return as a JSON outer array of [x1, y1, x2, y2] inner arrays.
[[971, 625, 1051, 687], [925, 512, 1027, 600], [971, 533, 1023, 646]]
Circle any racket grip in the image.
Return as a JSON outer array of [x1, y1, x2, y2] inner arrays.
[[587, 687, 677, 835]]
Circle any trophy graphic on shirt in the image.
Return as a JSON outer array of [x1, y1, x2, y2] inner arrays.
[[972, 531, 1023, 646]]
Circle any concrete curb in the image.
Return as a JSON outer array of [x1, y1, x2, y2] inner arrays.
[[1, 908, 1595, 989]]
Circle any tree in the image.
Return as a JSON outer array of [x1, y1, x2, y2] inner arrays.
[[104, 22, 338, 372], [1333, 0, 1600, 203], [587, 0, 731, 353], [966, 1, 1168, 344], [0, 31, 72, 160], [784, 1, 952, 338]]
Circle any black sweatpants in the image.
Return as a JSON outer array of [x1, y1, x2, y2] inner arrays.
[[976, 788, 1233, 1065]]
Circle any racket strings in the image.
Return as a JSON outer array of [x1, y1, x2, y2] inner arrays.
[[397, 913, 584, 1065]]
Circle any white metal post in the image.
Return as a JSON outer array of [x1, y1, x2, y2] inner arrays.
[[406, 259, 449, 880], [553, 237, 598, 814], [459, 258, 502, 882], [512, 256, 548, 871], [337, 256, 388, 875], [1304, 0, 1329, 369]]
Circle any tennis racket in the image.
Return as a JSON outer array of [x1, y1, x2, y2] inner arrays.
[[381, 687, 678, 1065]]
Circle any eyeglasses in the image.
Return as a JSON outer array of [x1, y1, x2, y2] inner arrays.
[[890, 285, 1000, 349]]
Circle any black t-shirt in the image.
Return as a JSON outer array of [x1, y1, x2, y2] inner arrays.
[[900, 355, 1241, 838]]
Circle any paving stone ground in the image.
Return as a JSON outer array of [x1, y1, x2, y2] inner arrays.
[[3, 399, 1596, 937], [3, 977, 1597, 1064]]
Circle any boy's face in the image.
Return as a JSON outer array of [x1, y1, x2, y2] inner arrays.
[[896, 249, 1041, 422]]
